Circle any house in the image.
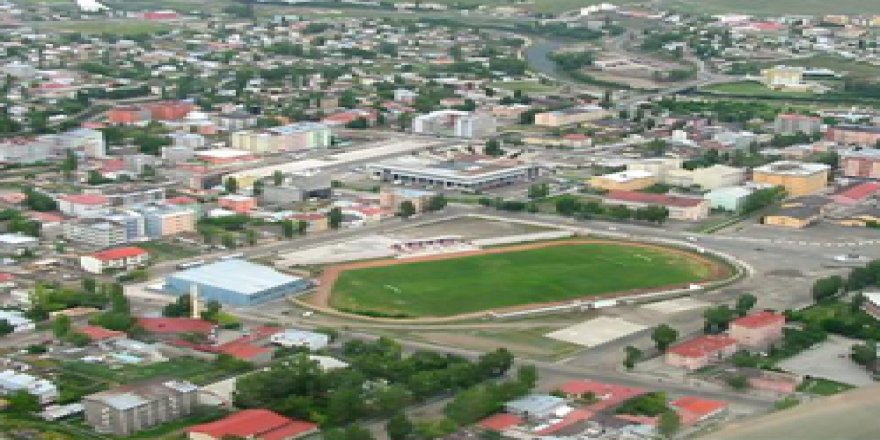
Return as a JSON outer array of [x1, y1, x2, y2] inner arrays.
[[269, 329, 330, 350], [0, 233, 38, 256], [861, 292, 880, 320], [752, 161, 830, 197], [830, 182, 880, 205], [478, 413, 524, 432], [218, 195, 257, 214], [186, 409, 318, 440], [729, 311, 785, 350], [80, 246, 149, 274], [840, 149, 880, 179], [665, 335, 738, 370], [534, 105, 610, 127], [762, 196, 828, 229], [78, 325, 126, 343], [0, 310, 35, 332], [590, 170, 658, 192], [0, 370, 58, 404], [379, 187, 435, 213], [670, 396, 728, 426], [58, 194, 110, 218], [503, 394, 568, 421], [604, 190, 710, 221], [556, 379, 647, 411], [137, 317, 216, 338], [743, 369, 802, 394]]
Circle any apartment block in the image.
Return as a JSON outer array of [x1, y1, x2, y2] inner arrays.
[[83, 379, 198, 436]]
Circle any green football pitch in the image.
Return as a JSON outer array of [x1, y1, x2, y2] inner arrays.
[[329, 242, 722, 318]]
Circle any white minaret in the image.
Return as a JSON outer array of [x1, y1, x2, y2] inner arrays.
[[190, 284, 200, 319]]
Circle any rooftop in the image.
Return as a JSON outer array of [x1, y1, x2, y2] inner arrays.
[[754, 161, 830, 176], [605, 190, 705, 208], [186, 409, 318, 440], [168, 260, 303, 296], [833, 182, 880, 201], [90, 246, 148, 261], [596, 169, 655, 183], [58, 194, 109, 205], [731, 311, 785, 329], [668, 335, 737, 358], [137, 317, 215, 335]]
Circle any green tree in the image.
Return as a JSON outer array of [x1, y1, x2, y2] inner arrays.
[[704, 305, 735, 333], [624, 345, 642, 370], [281, 220, 295, 239], [273, 170, 284, 186], [82, 277, 97, 293], [658, 410, 681, 438], [328, 207, 343, 229], [528, 183, 549, 199], [222, 234, 237, 249], [735, 293, 757, 317], [52, 314, 71, 339], [0, 319, 14, 336], [651, 324, 679, 352], [726, 374, 749, 391], [398, 200, 416, 218], [225, 177, 239, 194], [252, 180, 264, 196], [812, 275, 843, 303], [61, 149, 77, 179], [484, 139, 503, 157], [851, 340, 877, 367], [386, 412, 414, 440], [245, 229, 257, 246], [426, 195, 447, 212], [7, 390, 39, 413], [297, 220, 308, 235]]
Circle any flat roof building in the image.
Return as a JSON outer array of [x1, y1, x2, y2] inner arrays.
[[83, 378, 198, 436], [165, 260, 311, 306], [368, 155, 540, 191], [0, 370, 58, 404], [752, 161, 830, 196]]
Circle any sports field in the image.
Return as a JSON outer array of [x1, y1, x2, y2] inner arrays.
[[327, 241, 725, 318]]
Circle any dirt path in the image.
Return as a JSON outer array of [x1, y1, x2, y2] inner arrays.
[[301, 239, 731, 324]]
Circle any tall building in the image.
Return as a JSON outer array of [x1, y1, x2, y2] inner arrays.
[[752, 161, 830, 196], [62, 218, 128, 248], [136, 204, 196, 239], [533, 105, 610, 127], [230, 122, 331, 153], [83, 379, 198, 436], [412, 110, 496, 139]]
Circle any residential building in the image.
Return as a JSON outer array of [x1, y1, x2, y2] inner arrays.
[[212, 110, 258, 132], [146, 101, 195, 121], [590, 170, 658, 191], [62, 218, 128, 248], [730, 311, 785, 350], [533, 105, 610, 127], [82, 379, 198, 436], [752, 161, 830, 196], [218, 195, 257, 213], [137, 204, 196, 238], [412, 110, 496, 138], [168, 132, 205, 149], [368, 155, 540, 191], [774, 113, 821, 135], [605, 190, 710, 221], [705, 186, 754, 212], [58, 194, 111, 218], [186, 409, 318, 440], [830, 182, 880, 205], [671, 397, 728, 426], [379, 187, 435, 212], [0, 370, 58, 404], [826, 125, 880, 146], [0, 137, 54, 164], [860, 291, 880, 320], [80, 247, 149, 274], [98, 186, 166, 208], [231, 123, 331, 153], [665, 335, 738, 370], [840, 149, 880, 179], [107, 106, 151, 125], [627, 157, 683, 182], [137, 318, 216, 338], [269, 329, 331, 350], [290, 213, 329, 233], [0, 309, 35, 332], [164, 260, 312, 306], [0, 233, 38, 256]]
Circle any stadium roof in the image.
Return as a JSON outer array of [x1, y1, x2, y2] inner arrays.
[[169, 259, 302, 296]]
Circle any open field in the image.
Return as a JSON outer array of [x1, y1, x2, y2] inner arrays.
[[325, 240, 727, 318], [702, 81, 818, 99], [701, 384, 880, 440], [797, 377, 855, 396], [664, 0, 880, 15]]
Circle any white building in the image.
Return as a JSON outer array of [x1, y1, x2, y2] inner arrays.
[[412, 110, 496, 139], [0, 370, 58, 404], [62, 219, 128, 248], [0, 233, 39, 256], [0, 309, 35, 333], [269, 330, 330, 350], [58, 194, 111, 218], [80, 247, 149, 274]]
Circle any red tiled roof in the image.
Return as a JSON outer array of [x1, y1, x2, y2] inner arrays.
[[28, 211, 64, 223], [779, 113, 819, 121], [186, 409, 318, 440], [78, 325, 125, 341], [216, 341, 272, 360], [58, 194, 109, 205], [614, 414, 658, 426], [606, 190, 705, 208], [834, 182, 880, 202], [166, 196, 198, 205], [731, 311, 785, 329], [671, 396, 728, 425], [478, 413, 523, 431], [667, 335, 737, 358], [557, 380, 647, 411], [138, 317, 215, 335], [0, 273, 14, 282], [90, 246, 148, 261]]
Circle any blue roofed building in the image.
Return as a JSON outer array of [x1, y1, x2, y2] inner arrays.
[[164, 259, 311, 306]]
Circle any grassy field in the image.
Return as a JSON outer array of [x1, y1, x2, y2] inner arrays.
[[330, 242, 716, 317], [756, 55, 880, 81], [703, 81, 819, 99], [797, 377, 855, 396], [138, 240, 201, 262]]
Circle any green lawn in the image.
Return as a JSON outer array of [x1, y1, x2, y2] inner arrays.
[[62, 357, 231, 386], [330, 242, 716, 317], [138, 240, 201, 262], [663, 0, 880, 15], [797, 377, 855, 396], [703, 81, 818, 99]]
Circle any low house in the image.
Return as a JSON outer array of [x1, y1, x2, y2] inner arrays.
[[503, 394, 568, 422], [0, 309, 34, 332], [218, 195, 257, 214], [78, 325, 127, 343], [670, 396, 728, 426], [605, 190, 710, 221], [556, 379, 647, 411], [590, 170, 658, 192], [186, 409, 318, 440], [762, 196, 828, 229], [862, 292, 880, 320], [137, 317, 216, 339], [729, 311, 785, 350], [269, 329, 330, 350], [665, 335, 738, 370], [0, 233, 38, 256], [80, 246, 149, 274], [831, 182, 880, 205], [0, 370, 58, 404], [743, 369, 802, 394]]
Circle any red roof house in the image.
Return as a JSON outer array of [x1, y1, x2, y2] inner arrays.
[[730, 311, 785, 349], [671, 396, 728, 426], [557, 380, 648, 411], [78, 325, 126, 342], [185, 409, 318, 440], [138, 317, 215, 336], [80, 247, 149, 274], [605, 190, 710, 221], [665, 335, 738, 370], [831, 182, 880, 205], [478, 413, 523, 432]]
